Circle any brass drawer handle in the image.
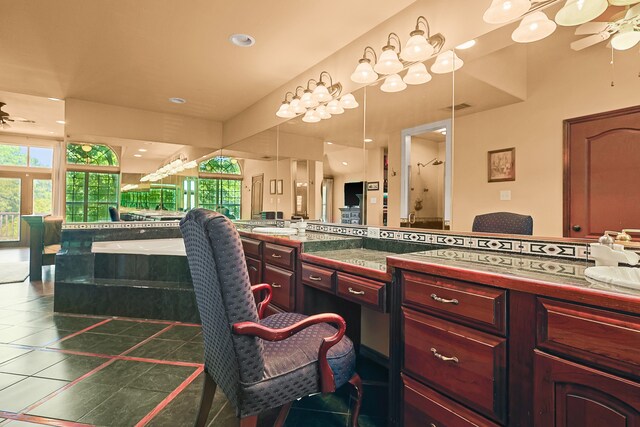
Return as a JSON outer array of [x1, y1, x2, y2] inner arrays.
[[348, 287, 365, 295], [309, 275, 323, 281], [431, 347, 459, 363], [430, 293, 459, 305], [249, 266, 258, 272], [271, 253, 282, 259], [271, 283, 282, 288]]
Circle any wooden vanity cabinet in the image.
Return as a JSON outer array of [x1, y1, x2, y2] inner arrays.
[[241, 237, 263, 286]]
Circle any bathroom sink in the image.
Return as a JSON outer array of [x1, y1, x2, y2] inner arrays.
[[584, 266, 640, 290], [251, 227, 298, 235]]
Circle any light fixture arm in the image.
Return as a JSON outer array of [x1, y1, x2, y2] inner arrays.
[[360, 46, 378, 64], [294, 86, 305, 98], [414, 16, 431, 38], [318, 71, 333, 87], [384, 32, 402, 53], [429, 33, 446, 54], [282, 91, 295, 103]]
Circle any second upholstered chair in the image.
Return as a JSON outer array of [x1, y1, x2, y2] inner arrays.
[[180, 209, 362, 427], [472, 212, 533, 235]]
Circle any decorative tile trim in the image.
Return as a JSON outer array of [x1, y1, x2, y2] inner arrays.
[[307, 224, 368, 237], [63, 221, 180, 230]]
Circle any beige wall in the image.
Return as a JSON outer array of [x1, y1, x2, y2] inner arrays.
[[365, 147, 385, 227], [240, 158, 294, 220], [452, 41, 640, 237]]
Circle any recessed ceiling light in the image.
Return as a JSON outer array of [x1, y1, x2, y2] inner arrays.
[[229, 33, 256, 47], [169, 97, 186, 104], [456, 40, 476, 50], [364, 138, 373, 143], [47, 97, 62, 101], [134, 154, 142, 158], [138, 148, 147, 152], [56, 120, 65, 124], [48, 131, 55, 134], [342, 161, 348, 166], [325, 141, 333, 145]]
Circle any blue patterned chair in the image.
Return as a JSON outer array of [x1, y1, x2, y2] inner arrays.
[[472, 212, 533, 235], [180, 209, 362, 427]]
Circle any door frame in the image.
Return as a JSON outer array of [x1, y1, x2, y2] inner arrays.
[[251, 174, 264, 218], [562, 105, 640, 237]]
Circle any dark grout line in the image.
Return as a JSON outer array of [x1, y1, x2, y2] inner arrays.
[[43, 318, 113, 347]]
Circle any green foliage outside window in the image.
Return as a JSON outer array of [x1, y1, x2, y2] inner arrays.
[[0, 178, 21, 241], [0, 145, 28, 166], [67, 143, 119, 166], [199, 156, 241, 175], [66, 171, 119, 222], [198, 178, 241, 219]]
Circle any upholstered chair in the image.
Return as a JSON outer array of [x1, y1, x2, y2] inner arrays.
[[180, 209, 362, 427], [472, 212, 533, 235], [108, 206, 121, 222]]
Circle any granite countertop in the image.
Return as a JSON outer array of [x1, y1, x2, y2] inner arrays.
[[306, 248, 392, 273]]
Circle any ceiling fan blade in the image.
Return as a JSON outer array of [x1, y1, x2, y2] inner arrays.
[[571, 32, 611, 51], [575, 21, 610, 35], [9, 117, 36, 123], [608, 0, 640, 6]]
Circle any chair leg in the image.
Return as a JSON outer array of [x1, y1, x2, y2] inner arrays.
[[239, 415, 258, 427], [348, 373, 363, 427], [274, 401, 293, 427], [194, 371, 217, 427]]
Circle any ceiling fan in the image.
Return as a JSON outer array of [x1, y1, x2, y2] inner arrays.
[[571, 2, 640, 51], [0, 101, 36, 129]]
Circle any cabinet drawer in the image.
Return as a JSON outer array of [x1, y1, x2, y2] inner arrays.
[[241, 237, 262, 259], [301, 263, 335, 293], [246, 257, 262, 286], [264, 243, 295, 270], [402, 271, 506, 335], [537, 298, 640, 379], [337, 272, 386, 312], [263, 264, 294, 311], [403, 374, 500, 427], [403, 308, 507, 423]]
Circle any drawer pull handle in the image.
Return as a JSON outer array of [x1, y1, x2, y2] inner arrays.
[[430, 348, 459, 363], [430, 293, 459, 305], [348, 287, 365, 295], [249, 266, 258, 272], [271, 283, 282, 288], [309, 275, 323, 281], [271, 254, 282, 259]]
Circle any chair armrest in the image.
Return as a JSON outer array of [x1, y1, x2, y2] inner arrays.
[[250, 283, 272, 320], [233, 313, 346, 393]]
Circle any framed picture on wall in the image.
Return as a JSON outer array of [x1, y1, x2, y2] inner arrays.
[[367, 181, 380, 191], [488, 147, 516, 182], [277, 179, 283, 195], [269, 179, 276, 194]]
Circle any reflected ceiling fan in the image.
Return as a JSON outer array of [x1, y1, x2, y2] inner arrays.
[[571, 2, 640, 51], [0, 102, 36, 129]]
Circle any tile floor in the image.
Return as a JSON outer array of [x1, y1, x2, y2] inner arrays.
[[0, 250, 388, 426]]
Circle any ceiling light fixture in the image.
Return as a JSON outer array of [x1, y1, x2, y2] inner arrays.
[[47, 97, 62, 101], [403, 63, 432, 85], [342, 162, 348, 166], [456, 40, 477, 50], [302, 109, 321, 123], [81, 144, 92, 152], [431, 50, 464, 74], [316, 105, 332, 120], [364, 138, 373, 143], [374, 33, 404, 75], [401, 16, 436, 62], [325, 141, 333, 144], [134, 154, 142, 158], [169, 97, 186, 104], [381, 73, 407, 93], [351, 47, 379, 84], [56, 120, 65, 124], [140, 156, 198, 182], [229, 33, 256, 47], [555, 0, 608, 26], [340, 93, 359, 109], [512, 11, 557, 43], [483, 0, 532, 24], [138, 148, 147, 152], [611, 22, 640, 50], [326, 99, 345, 115]]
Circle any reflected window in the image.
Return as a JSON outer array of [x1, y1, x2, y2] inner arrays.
[[199, 156, 241, 175], [198, 156, 241, 219], [67, 143, 119, 166]]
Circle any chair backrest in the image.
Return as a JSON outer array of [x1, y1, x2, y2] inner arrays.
[[472, 212, 533, 235], [180, 209, 264, 408], [108, 207, 120, 222]]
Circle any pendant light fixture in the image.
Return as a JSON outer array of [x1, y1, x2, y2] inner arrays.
[[555, 0, 608, 26], [512, 11, 557, 43], [351, 47, 378, 84], [611, 22, 640, 50], [339, 93, 359, 109], [380, 74, 407, 93], [401, 16, 435, 62], [374, 33, 403, 75], [483, 0, 532, 24], [403, 63, 432, 85], [431, 50, 464, 74]]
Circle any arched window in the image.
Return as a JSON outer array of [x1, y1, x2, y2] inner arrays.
[[198, 156, 242, 219], [65, 143, 120, 222], [67, 143, 119, 166]]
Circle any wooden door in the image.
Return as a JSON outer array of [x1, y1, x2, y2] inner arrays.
[[534, 352, 640, 427], [564, 106, 640, 238], [251, 175, 263, 219]]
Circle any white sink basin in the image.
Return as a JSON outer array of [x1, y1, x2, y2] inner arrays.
[[251, 227, 298, 235], [584, 266, 640, 290]]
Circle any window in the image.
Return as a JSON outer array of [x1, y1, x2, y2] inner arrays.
[[67, 143, 119, 166], [0, 145, 28, 167], [198, 156, 242, 219], [29, 147, 53, 168], [33, 179, 52, 215]]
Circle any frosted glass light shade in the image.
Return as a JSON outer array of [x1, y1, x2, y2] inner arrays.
[[512, 11, 557, 43], [316, 105, 332, 120], [289, 98, 306, 114], [380, 74, 407, 93], [374, 49, 403, 75], [611, 24, 640, 50], [340, 93, 359, 109], [483, 0, 531, 24], [430, 51, 464, 74], [276, 102, 295, 118], [401, 33, 434, 62], [302, 109, 321, 123], [351, 61, 378, 84], [326, 100, 344, 115], [403, 63, 432, 85], [555, 0, 608, 26], [300, 90, 319, 108], [609, 0, 640, 4], [313, 83, 332, 102]]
